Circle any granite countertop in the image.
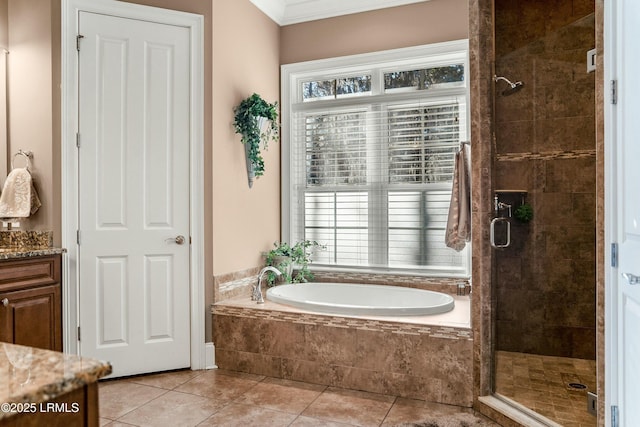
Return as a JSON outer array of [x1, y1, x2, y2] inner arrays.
[[0, 230, 65, 260], [0, 247, 66, 261], [0, 343, 112, 420]]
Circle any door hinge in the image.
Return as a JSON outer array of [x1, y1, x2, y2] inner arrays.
[[611, 242, 618, 267], [77, 230, 81, 245], [611, 79, 617, 104], [76, 34, 84, 52], [77, 326, 81, 341], [76, 133, 80, 148], [611, 405, 619, 427], [587, 392, 597, 416]]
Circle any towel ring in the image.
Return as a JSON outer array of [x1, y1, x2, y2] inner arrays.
[[11, 150, 32, 171]]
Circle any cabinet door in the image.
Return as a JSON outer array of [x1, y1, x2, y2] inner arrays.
[[0, 284, 62, 351]]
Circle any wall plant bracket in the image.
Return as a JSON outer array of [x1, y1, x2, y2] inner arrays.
[[233, 93, 279, 188]]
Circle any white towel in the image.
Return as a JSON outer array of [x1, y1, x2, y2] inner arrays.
[[0, 168, 41, 218], [445, 145, 471, 251]]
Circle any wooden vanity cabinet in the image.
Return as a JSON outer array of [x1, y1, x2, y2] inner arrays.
[[0, 255, 62, 351]]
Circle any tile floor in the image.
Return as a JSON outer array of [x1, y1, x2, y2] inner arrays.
[[99, 368, 498, 426], [494, 351, 597, 427]]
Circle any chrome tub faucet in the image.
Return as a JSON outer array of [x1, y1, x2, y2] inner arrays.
[[252, 266, 282, 304]]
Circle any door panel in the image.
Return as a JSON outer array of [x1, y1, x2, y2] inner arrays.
[[97, 256, 127, 346], [78, 11, 191, 378], [144, 255, 173, 341]]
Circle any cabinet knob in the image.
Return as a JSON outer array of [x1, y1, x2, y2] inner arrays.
[[1, 298, 8, 307]]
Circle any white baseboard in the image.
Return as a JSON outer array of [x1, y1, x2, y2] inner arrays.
[[205, 342, 217, 370]]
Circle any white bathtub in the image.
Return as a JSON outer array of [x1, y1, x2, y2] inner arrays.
[[266, 282, 454, 316]]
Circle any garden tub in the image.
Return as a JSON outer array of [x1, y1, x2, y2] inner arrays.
[[266, 282, 455, 316]]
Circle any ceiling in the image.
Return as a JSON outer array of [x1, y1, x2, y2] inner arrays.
[[249, 0, 429, 26]]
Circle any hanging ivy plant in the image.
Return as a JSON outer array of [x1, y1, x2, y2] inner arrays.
[[233, 93, 279, 178]]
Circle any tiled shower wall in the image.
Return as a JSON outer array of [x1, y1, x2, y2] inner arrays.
[[494, 0, 596, 359]]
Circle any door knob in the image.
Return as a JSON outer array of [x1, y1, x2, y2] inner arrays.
[[166, 235, 186, 245], [1, 298, 8, 307], [622, 273, 640, 285]]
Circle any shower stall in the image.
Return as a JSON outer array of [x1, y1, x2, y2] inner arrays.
[[490, 1, 597, 425]]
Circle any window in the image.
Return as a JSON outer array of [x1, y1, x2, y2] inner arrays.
[[282, 41, 470, 277]]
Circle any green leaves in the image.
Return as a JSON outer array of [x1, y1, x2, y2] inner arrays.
[[514, 203, 533, 223], [233, 93, 279, 178], [264, 240, 325, 286]]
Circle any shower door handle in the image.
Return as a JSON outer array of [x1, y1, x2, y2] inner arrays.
[[622, 273, 640, 285], [490, 217, 511, 248]]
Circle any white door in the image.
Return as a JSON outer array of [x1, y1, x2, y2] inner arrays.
[[610, 0, 640, 424], [77, 11, 192, 378]]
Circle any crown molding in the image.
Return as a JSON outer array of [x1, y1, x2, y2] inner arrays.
[[250, 0, 430, 26]]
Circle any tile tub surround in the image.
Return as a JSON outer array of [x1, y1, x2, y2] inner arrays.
[[0, 342, 112, 420], [212, 295, 473, 407], [215, 266, 262, 302]]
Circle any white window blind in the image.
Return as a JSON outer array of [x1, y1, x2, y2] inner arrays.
[[283, 41, 470, 276]]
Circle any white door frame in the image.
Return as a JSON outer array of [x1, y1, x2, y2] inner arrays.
[[61, 0, 206, 370], [605, 0, 618, 424]]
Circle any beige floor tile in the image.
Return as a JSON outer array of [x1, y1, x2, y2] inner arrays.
[[235, 377, 326, 415], [117, 390, 225, 427], [289, 415, 355, 426], [301, 387, 395, 427], [103, 422, 139, 427], [382, 399, 499, 427], [98, 370, 504, 427], [174, 370, 262, 401], [99, 381, 167, 419], [198, 402, 296, 427], [126, 369, 203, 390]]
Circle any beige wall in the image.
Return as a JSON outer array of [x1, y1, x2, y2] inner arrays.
[[0, 0, 7, 181], [280, 0, 469, 64], [6, 0, 55, 233], [212, 0, 281, 277], [0, 0, 7, 49]]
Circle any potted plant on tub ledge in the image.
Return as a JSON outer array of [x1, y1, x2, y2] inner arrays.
[[264, 240, 325, 286], [233, 93, 279, 188]]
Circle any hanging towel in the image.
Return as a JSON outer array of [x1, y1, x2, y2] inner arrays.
[[0, 167, 41, 218], [445, 144, 471, 251]]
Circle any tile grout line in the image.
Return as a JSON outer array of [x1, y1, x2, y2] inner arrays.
[[379, 395, 400, 426], [112, 388, 171, 424]]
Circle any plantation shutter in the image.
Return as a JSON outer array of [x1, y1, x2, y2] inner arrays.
[[290, 98, 468, 273]]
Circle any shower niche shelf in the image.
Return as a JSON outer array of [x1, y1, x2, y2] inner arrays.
[[494, 191, 528, 209], [494, 189, 527, 194], [494, 190, 528, 209], [495, 190, 532, 224]]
